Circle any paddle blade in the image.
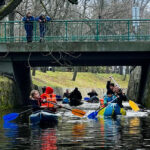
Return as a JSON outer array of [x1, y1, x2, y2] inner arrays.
[[88, 111, 98, 119], [129, 100, 140, 112], [3, 113, 19, 121], [72, 109, 86, 117]]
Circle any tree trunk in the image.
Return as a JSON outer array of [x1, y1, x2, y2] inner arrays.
[[72, 67, 78, 81], [0, 0, 23, 20], [106, 66, 110, 73], [119, 66, 123, 75], [32, 68, 36, 76], [52, 67, 55, 72], [41, 67, 47, 73], [8, 12, 15, 42]]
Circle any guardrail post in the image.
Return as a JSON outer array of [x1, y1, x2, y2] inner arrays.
[[34, 21, 37, 42], [128, 20, 130, 41], [5, 22, 6, 42], [65, 21, 68, 41], [96, 20, 99, 41]]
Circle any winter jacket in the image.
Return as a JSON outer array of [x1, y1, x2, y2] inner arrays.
[[22, 16, 35, 32], [104, 94, 117, 106]]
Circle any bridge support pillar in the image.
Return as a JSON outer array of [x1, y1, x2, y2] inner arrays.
[[13, 62, 33, 105], [128, 65, 150, 108], [0, 61, 32, 105], [141, 65, 150, 108]]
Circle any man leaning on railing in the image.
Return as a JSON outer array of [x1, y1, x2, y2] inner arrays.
[[36, 14, 51, 43], [22, 12, 35, 43]]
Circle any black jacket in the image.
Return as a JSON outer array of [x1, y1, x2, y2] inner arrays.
[[69, 89, 82, 101], [88, 91, 98, 98], [106, 81, 114, 94]]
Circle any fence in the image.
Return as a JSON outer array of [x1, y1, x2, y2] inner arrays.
[[0, 19, 150, 42]]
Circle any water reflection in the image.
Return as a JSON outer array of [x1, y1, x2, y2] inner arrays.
[[129, 117, 140, 134], [72, 123, 86, 138], [0, 108, 150, 149], [98, 117, 121, 148], [40, 129, 57, 150]]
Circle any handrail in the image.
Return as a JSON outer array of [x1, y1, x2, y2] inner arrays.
[[0, 19, 150, 43], [0, 19, 150, 23]]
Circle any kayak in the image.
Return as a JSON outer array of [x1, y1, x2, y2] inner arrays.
[[29, 110, 59, 127], [97, 103, 126, 117], [84, 97, 99, 103]]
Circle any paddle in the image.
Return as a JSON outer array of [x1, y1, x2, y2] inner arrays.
[[3, 108, 32, 122], [111, 76, 140, 112], [46, 101, 86, 117], [88, 98, 117, 119]]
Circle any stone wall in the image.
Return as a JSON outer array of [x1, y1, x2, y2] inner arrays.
[[127, 66, 141, 101], [0, 76, 21, 109], [35, 86, 127, 99], [142, 65, 150, 108]]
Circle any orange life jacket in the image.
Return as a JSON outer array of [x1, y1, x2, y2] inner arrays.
[[41, 93, 56, 108], [100, 98, 105, 108]]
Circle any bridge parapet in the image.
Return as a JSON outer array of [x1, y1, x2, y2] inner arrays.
[[0, 19, 150, 43]]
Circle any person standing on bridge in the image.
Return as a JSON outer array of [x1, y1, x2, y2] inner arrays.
[[36, 14, 51, 42], [22, 12, 34, 43]]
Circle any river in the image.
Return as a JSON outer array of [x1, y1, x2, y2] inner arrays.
[[0, 102, 150, 150]]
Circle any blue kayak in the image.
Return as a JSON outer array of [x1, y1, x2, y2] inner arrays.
[[98, 103, 126, 117], [29, 110, 59, 127]]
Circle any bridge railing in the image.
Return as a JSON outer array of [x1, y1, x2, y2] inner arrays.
[[0, 19, 150, 42]]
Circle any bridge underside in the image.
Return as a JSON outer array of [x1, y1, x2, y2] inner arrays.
[[1, 51, 150, 67]]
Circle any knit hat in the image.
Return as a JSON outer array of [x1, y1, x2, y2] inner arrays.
[[45, 86, 54, 94]]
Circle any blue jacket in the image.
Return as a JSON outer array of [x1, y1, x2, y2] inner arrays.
[[22, 16, 35, 31], [35, 16, 51, 30], [104, 94, 117, 105]]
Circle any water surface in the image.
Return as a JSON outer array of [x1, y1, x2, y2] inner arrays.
[[0, 102, 150, 150]]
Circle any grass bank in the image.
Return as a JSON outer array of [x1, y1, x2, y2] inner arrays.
[[32, 71, 129, 88]]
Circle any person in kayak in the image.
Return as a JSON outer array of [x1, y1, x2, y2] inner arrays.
[[63, 89, 70, 98], [114, 87, 126, 108], [87, 89, 99, 103], [40, 86, 61, 112], [69, 87, 83, 106], [29, 90, 46, 111], [106, 77, 115, 94], [104, 90, 117, 106], [63, 89, 70, 104]]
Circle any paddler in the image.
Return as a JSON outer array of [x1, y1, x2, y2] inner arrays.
[[104, 90, 117, 106], [40, 86, 62, 112], [29, 90, 46, 111]]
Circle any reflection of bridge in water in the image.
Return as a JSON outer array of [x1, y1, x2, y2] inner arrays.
[[0, 19, 150, 107]]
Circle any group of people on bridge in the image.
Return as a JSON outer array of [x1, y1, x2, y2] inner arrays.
[[22, 12, 51, 43], [29, 76, 126, 113]]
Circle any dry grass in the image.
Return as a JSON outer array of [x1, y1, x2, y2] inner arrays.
[[32, 71, 129, 88]]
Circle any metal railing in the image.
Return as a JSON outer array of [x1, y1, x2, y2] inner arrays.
[[0, 19, 150, 43]]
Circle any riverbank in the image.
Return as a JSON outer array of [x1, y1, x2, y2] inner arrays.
[[32, 71, 129, 97], [32, 71, 129, 88]]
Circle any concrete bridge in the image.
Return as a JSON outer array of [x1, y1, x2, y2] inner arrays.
[[0, 19, 150, 107]]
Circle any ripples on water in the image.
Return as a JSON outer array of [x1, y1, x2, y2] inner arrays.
[[0, 102, 150, 150]]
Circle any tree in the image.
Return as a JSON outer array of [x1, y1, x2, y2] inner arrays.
[[0, 0, 23, 20], [72, 67, 78, 81]]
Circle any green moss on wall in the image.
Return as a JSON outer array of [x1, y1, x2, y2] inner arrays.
[[0, 76, 19, 110]]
